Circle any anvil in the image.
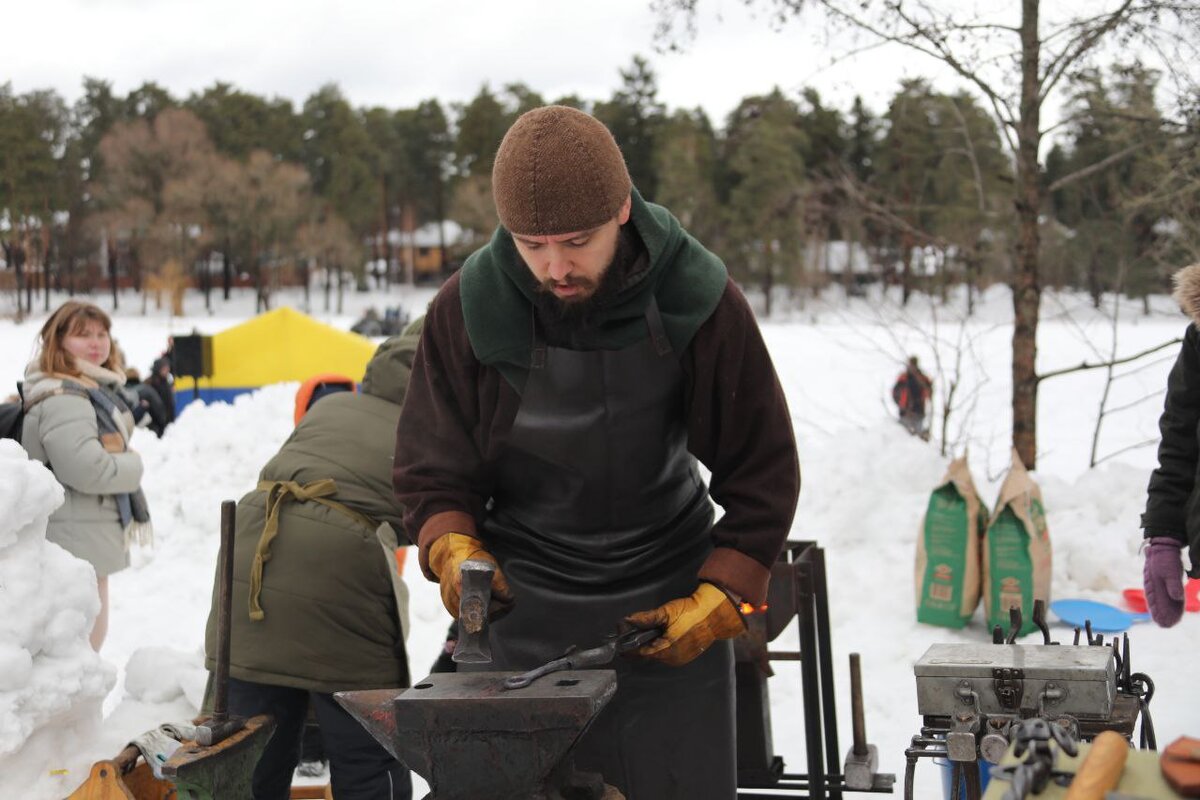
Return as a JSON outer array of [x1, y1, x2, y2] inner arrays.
[[336, 670, 618, 800]]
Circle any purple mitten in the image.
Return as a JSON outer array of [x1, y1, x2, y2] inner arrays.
[[1144, 537, 1186, 627]]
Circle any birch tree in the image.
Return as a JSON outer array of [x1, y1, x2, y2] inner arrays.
[[653, 0, 1200, 467]]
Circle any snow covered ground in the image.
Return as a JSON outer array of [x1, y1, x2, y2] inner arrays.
[[1, 282, 1197, 799]]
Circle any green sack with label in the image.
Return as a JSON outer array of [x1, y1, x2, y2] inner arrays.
[[915, 456, 984, 628], [984, 450, 1052, 637]]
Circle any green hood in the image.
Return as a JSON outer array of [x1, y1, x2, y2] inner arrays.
[[361, 328, 421, 403], [459, 189, 728, 389]]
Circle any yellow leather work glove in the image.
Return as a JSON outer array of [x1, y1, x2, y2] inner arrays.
[[624, 582, 746, 667], [427, 532, 514, 620]]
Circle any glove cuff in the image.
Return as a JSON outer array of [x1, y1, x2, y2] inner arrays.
[[697, 582, 746, 637], [702, 580, 743, 608], [427, 531, 474, 580], [1148, 537, 1185, 550]]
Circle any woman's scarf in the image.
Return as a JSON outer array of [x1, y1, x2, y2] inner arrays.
[[86, 381, 153, 547]]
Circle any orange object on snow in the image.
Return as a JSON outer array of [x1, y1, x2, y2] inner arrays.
[[1123, 578, 1200, 614], [293, 373, 356, 426]]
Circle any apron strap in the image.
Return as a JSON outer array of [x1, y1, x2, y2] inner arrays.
[[530, 309, 547, 370], [645, 296, 673, 357], [248, 478, 378, 620]]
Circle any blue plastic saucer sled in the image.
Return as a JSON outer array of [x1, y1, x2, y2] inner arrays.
[[1049, 599, 1150, 633]]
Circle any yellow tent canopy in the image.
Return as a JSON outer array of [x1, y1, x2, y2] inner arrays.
[[175, 307, 376, 410]]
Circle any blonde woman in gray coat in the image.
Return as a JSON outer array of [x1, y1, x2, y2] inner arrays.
[[22, 301, 151, 650]]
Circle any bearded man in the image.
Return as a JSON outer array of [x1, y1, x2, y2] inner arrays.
[[393, 105, 800, 800]]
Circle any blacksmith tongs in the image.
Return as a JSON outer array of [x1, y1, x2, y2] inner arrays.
[[502, 625, 665, 690]]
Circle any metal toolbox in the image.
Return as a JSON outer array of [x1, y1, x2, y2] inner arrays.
[[914, 643, 1116, 719]]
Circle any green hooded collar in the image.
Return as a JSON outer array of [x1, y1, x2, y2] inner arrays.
[[459, 189, 728, 390]]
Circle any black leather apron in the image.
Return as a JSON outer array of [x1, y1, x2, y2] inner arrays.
[[473, 298, 736, 800]]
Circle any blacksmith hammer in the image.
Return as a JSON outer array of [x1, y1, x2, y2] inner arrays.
[[452, 559, 494, 664]]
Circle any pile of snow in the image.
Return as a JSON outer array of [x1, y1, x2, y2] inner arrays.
[[124, 648, 208, 707], [0, 441, 115, 797]]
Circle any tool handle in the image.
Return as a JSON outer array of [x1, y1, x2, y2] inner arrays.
[[212, 500, 236, 722], [850, 652, 869, 756], [1063, 731, 1128, 800], [615, 625, 666, 653]]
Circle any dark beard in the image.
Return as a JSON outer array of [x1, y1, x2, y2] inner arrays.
[[533, 265, 614, 328], [531, 229, 637, 341]]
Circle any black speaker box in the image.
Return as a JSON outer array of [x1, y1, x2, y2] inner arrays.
[[173, 334, 213, 379]]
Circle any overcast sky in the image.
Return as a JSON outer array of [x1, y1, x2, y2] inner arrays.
[[6, 0, 976, 124]]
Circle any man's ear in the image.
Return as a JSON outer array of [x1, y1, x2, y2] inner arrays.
[[617, 194, 632, 225]]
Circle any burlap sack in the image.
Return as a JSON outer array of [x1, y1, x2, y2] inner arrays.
[[915, 456, 984, 628], [983, 449, 1052, 637]]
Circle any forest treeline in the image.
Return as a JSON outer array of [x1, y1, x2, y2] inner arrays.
[[2, 55, 1197, 317]]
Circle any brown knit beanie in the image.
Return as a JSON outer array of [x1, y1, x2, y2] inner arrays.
[[492, 105, 632, 236]]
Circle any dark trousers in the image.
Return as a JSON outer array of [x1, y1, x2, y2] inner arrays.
[[227, 677, 412, 800]]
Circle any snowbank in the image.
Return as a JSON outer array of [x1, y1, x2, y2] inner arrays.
[[0, 440, 115, 797]]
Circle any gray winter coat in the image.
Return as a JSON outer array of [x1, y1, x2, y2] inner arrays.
[[21, 364, 145, 576]]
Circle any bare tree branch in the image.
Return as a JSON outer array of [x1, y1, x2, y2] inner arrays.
[[812, 0, 1019, 149], [806, 37, 896, 80], [1111, 353, 1179, 381], [835, 171, 952, 250], [1038, 5, 1144, 49], [1093, 438, 1160, 465], [1090, 263, 1125, 467], [1045, 141, 1151, 194], [1103, 389, 1169, 417], [1038, 337, 1182, 382], [885, 1, 1023, 138], [946, 95, 988, 214], [1042, 292, 1109, 361], [1039, 0, 1137, 103]]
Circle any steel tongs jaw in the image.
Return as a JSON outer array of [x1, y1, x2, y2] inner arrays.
[[502, 654, 577, 690], [502, 626, 664, 690]]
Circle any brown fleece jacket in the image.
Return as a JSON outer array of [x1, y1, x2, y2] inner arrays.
[[392, 272, 800, 606]]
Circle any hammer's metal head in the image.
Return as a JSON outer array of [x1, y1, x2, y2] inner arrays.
[[193, 714, 246, 746], [843, 743, 879, 791], [336, 670, 617, 800], [452, 559, 494, 664]]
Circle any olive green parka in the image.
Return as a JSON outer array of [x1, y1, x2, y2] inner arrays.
[[204, 331, 419, 692]]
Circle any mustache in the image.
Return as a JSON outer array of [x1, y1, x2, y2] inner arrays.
[[536, 275, 598, 295]]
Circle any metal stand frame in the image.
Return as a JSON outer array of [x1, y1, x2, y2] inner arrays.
[[902, 727, 977, 800], [737, 541, 893, 799]]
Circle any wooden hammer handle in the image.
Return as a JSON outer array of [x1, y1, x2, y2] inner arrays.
[[1064, 731, 1129, 800]]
